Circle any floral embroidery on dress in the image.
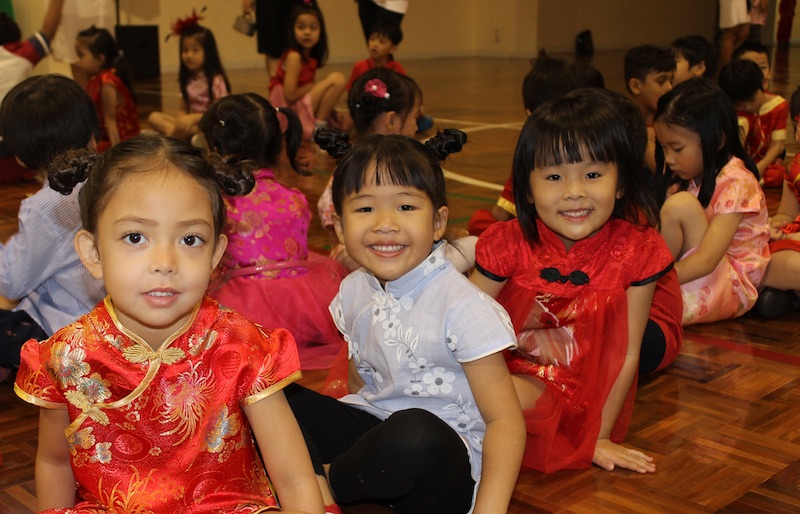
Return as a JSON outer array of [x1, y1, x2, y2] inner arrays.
[[156, 361, 214, 444]]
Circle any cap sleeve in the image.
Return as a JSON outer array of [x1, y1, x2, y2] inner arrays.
[[14, 337, 67, 409], [475, 220, 524, 280], [241, 325, 302, 406], [627, 226, 674, 287], [713, 161, 763, 216]]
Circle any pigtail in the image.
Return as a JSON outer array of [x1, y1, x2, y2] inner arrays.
[[314, 128, 351, 160], [207, 153, 256, 197], [277, 107, 309, 176], [47, 148, 98, 195], [424, 129, 467, 160]]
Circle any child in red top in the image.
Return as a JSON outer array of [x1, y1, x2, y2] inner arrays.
[[346, 20, 406, 90]]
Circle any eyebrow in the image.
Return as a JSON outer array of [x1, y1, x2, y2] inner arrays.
[[113, 217, 213, 229]]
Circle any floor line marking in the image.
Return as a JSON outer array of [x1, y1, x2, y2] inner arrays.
[[442, 168, 504, 191], [687, 332, 800, 367]]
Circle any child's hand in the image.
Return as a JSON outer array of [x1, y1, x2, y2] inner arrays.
[[593, 438, 656, 473], [769, 225, 785, 242]]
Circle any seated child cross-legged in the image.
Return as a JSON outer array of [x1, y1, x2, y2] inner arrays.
[[199, 93, 348, 370], [471, 88, 672, 473]]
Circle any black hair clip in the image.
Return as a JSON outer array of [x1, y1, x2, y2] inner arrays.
[[540, 267, 589, 286]]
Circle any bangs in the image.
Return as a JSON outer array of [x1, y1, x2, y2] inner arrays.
[[530, 124, 618, 170]]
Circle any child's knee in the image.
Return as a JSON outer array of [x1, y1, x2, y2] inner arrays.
[[661, 191, 701, 223], [328, 71, 346, 87]]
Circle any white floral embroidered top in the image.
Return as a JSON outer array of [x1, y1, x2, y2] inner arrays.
[[330, 241, 517, 482]]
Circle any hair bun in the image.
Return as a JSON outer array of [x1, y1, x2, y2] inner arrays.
[[208, 153, 256, 196], [314, 127, 351, 160], [425, 128, 467, 160], [47, 148, 97, 195]]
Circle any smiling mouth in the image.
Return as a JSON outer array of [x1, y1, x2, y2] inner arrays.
[[561, 209, 592, 219], [147, 291, 175, 297], [370, 244, 405, 253]]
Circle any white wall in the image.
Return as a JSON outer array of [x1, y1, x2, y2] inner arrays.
[[13, 0, 717, 76]]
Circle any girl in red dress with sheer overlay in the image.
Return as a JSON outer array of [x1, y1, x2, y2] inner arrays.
[[471, 88, 672, 474], [14, 135, 323, 514]]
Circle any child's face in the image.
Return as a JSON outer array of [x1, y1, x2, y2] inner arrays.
[[294, 13, 321, 51], [654, 121, 704, 183], [74, 39, 103, 75], [635, 70, 674, 114], [673, 54, 704, 85], [181, 36, 205, 73], [334, 168, 448, 285], [368, 33, 397, 63], [529, 160, 620, 251], [738, 50, 771, 87], [76, 168, 227, 349]]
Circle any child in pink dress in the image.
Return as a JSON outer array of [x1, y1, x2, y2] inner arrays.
[[200, 93, 347, 369], [655, 78, 770, 324]]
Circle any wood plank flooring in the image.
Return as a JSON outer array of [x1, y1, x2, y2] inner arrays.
[[1, 48, 799, 513]]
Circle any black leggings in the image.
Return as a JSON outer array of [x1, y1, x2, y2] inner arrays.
[[638, 318, 667, 375], [285, 384, 475, 514]]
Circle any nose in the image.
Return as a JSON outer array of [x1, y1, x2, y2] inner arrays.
[[562, 177, 586, 200], [151, 243, 176, 275], [373, 208, 399, 233]]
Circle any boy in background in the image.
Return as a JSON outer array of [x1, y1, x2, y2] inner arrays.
[[732, 41, 773, 90], [719, 59, 787, 187], [670, 35, 717, 85], [624, 44, 674, 173], [346, 20, 406, 90], [0, 75, 106, 380]]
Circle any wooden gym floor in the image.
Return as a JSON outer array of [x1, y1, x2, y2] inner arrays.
[[1, 48, 799, 513]]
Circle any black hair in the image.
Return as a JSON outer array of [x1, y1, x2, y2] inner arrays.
[[0, 13, 21, 45], [521, 51, 573, 113], [177, 24, 231, 108], [288, 2, 329, 67], [790, 85, 800, 129], [670, 35, 717, 78], [370, 20, 403, 46], [732, 41, 771, 65], [323, 129, 467, 215], [654, 78, 759, 209], [570, 62, 605, 89], [76, 26, 137, 103], [718, 59, 763, 105], [0, 74, 99, 171], [624, 44, 675, 93], [199, 93, 307, 175], [347, 67, 421, 135], [47, 134, 255, 239], [512, 88, 658, 245]]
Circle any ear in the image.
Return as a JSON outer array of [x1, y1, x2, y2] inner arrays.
[[389, 44, 398, 55], [433, 206, 449, 241], [628, 78, 642, 96], [88, 134, 98, 151], [211, 234, 228, 270], [692, 62, 706, 77], [384, 111, 401, 134], [333, 214, 345, 244], [75, 229, 103, 279]]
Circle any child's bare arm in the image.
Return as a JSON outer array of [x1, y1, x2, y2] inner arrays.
[[469, 268, 507, 298], [771, 181, 800, 226], [35, 408, 76, 510], [675, 211, 743, 283], [463, 352, 525, 514], [593, 282, 657, 474], [282, 52, 314, 102], [101, 84, 120, 146], [756, 138, 785, 175], [244, 390, 325, 514], [40, 0, 65, 43]]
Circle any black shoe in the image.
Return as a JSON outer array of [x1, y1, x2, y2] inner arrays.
[[754, 288, 792, 318]]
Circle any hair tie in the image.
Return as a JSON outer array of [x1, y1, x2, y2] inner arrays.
[[218, 119, 225, 127], [166, 6, 206, 41], [365, 79, 390, 99]]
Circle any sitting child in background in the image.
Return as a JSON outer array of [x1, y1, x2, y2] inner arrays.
[[467, 51, 604, 236], [670, 34, 717, 85], [269, 2, 346, 140], [0, 0, 64, 184], [732, 41, 773, 90], [718, 59, 787, 187], [624, 44, 675, 174], [0, 75, 106, 380], [73, 26, 139, 150], [755, 84, 800, 318], [200, 93, 348, 370], [148, 11, 230, 142], [346, 20, 406, 90]]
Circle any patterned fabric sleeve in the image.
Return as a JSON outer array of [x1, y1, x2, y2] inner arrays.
[[447, 289, 517, 363], [714, 164, 763, 216], [626, 227, 675, 287], [240, 324, 302, 405], [14, 337, 67, 409]]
